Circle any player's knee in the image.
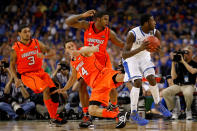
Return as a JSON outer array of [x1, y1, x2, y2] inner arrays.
[[113, 73, 124, 83], [134, 79, 142, 88], [183, 91, 193, 98], [146, 75, 156, 86], [50, 87, 59, 103], [162, 89, 168, 97], [88, 105, 98, 116], [43, 87, 50, 95]]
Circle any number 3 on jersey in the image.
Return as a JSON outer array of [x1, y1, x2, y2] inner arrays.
[[82, 67, 88, 75], [28, 56, 35, 65]]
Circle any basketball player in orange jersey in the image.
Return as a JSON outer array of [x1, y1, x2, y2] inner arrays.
[[10, 25, 67, 126], [66, 10, 124, 127], [54, 41, 128, 128]]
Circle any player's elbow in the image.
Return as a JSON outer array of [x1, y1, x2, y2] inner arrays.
[[65, 18, 72, 26]]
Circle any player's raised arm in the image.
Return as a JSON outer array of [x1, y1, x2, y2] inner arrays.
[[79, 45, 99, 56], [109, 30, 124, 48], [122, 32, 149, 59], [71, 45, 99, 57], [65, 10, 96, 29], [38, 40, 55, 59]]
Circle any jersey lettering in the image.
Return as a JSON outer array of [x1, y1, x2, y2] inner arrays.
[[82, 67, 88, 75], [27, 56, 35, 65]]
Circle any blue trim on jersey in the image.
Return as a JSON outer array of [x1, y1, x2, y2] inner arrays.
[[131, 30, 136, 42], [140, 26, 145, 37], [122, 60, 131, 79], [130, 75, 142, 80], [143, 66, 156, 76]]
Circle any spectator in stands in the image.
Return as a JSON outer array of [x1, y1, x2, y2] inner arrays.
[[162, 46, 197, 120], [0, 59, 10, 102], [0, 76, 35, 120]]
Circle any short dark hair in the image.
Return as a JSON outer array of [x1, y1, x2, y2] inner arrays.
[[140, 14, 152, 25], [18, 24, 30, 32], [64, 39, 74, 48], [94, 11, 109, 18]]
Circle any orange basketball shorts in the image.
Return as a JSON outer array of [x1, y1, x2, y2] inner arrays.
[[89, 68, 122, 106], [21, 69, 55, 93]]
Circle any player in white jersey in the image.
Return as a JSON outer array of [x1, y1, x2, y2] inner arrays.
[[122, 14, 171, 126]]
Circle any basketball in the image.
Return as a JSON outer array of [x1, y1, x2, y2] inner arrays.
[[144, 36, 160, 52]]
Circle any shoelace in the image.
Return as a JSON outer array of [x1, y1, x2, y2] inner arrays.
[[158, 103, 167, 113], [119, 116, 125, 122], [82, 116, 90, 122], [132, 114, 144, 121], [55, 114, 62, 121]]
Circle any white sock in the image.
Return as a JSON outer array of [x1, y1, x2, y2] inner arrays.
[[149, 84, 160, 104], [130, 87, 140, 112]]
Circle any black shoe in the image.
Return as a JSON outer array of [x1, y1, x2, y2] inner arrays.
[[49, 117, 67, 127], [108, 104, 119, 113], [116, 112, 128, 128], [79, 115, 93, 128]]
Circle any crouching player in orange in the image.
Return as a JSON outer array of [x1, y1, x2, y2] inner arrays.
[[10, 25, 67, 126], [55, 41, 128, 128]]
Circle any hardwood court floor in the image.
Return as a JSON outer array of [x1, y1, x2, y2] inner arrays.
[[0, 119, 196, 131]]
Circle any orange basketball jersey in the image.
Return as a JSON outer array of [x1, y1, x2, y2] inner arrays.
[[71, 53, 103, 87], [84, 22, 111, 67], [12, 39, 43, 74]]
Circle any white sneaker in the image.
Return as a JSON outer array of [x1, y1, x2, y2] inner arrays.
[[171, 112, 178, 120], [186, 110, 192, 120]]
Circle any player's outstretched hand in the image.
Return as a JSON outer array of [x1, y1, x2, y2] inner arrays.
[[92, 44, 100, 52], [81, 10, 96, 18], [51, 89, 66, 95], [37, 53, 45, 59]]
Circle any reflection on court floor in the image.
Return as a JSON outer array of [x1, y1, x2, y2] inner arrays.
[[0, 119, 196, 131]]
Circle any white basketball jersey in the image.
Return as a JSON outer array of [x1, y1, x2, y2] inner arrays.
[[127, 26, 157, 60]]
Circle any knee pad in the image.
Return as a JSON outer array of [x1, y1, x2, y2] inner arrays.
[[50, 87, 59, 103]]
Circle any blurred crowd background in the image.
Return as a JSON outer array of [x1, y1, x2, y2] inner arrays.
[[0, 0, 197, 120]]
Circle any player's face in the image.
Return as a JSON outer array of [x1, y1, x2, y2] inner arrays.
[[65, 42, 77, 54], [100, 15, 109, 27], [148, 16, 156, 30], [19, 27, 31, 41]]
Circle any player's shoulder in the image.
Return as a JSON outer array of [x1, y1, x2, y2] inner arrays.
[[130, 26, 140, 32], [85, 21, 94, 30], [127, 26, 139, 38], [11, 41, 20, 50], [128, 26, 140, 35]]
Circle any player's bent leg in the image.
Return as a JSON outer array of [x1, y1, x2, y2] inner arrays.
[[114, 73, 124, 83], [78, 78, 91, 128], [50, 87, 59, 103], [43, 87, 67, 126], [79, 79, 89, 109], [109, 88, 119, 113], [89, 101, 128, 128], [146, 75, 171, 117], [129, 79, 149, 126]]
